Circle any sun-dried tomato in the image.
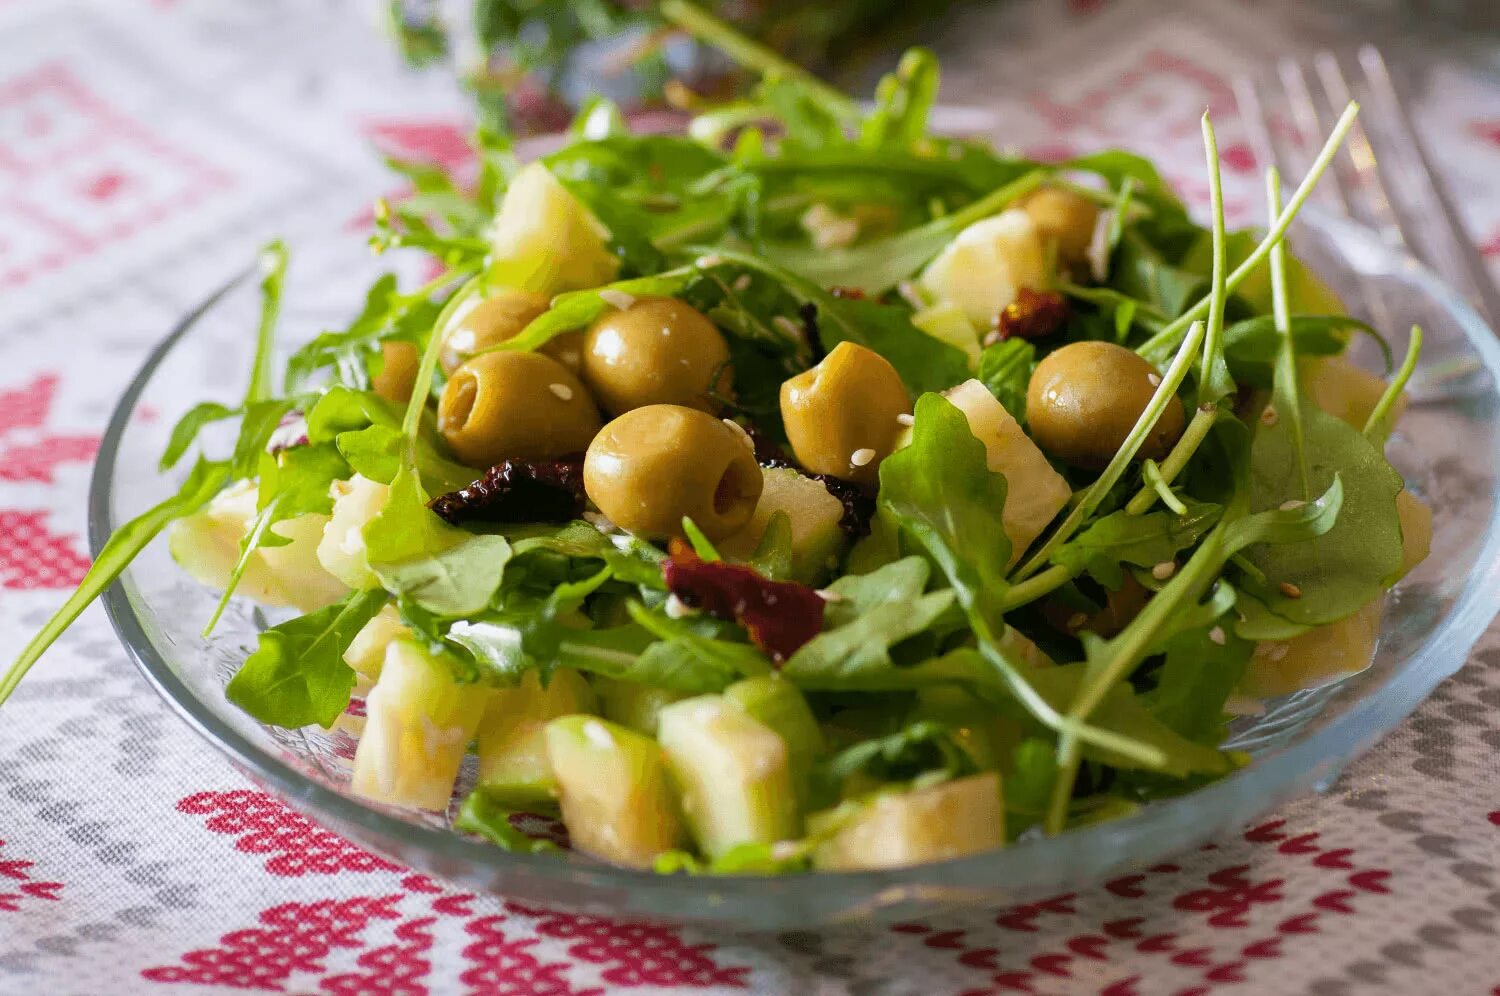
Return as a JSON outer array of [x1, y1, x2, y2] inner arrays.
[[661, 542, 825, 664], [428, 455, 587, 525], [740, 423, 796, 470], [995, 288, 1070, 341], [810, 474, 877, 539]]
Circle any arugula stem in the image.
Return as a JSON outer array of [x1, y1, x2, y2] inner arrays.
[[400, 272, 484, 454], [1141, 459, 1188, 515], [659, 0, 862, 123], [995, 564, 1071, 612], [247, 242, 288, 404], [1196, 114, 1231, 408], [1266, 168, 1310, 498], [1363, 325, 1423, 443], [201, 497, 280, 637], [1015, 320, 1207, 580], [1134, 103, 1360, 364], [1123, 404, 1219, 516]]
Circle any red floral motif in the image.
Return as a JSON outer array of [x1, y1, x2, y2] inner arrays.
[[505, 902, 750, 989], [364, 120, 475, 177], [0, 839, 64, 913], [0, 510, 91, 588], [142, 894, 405, 989], [320, 916, 436, 996], [177, 790, 401, 877], [461, 916, 604, 996]]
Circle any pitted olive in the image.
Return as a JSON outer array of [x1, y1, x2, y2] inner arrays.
[[581, 298, 732, 415], [440, 288, 583, 374], [779, 341, 911, 488], [1021, 187, 1100, 268], [438, 351, 601, 466], [583, 404, 762, 540], [372, 341, 419, 404], [1026, 340, 1184, 470]]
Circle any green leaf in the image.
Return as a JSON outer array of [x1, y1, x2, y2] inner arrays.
[[364, 465, 462, 567], [1146, 624, 1252, 745], [374, 533, 513, 618], [159, 401, 236, 470], [455, 790, 561, 854], [813, 720, 973, 803], [626, 600, 772, 682], [878, 393, 1011, 622], [247, 241, 289, 404], [497, 267, 703, 354], [1052, 502, 1222, 589], [1242, 406, 1404, 625], [225, 588, 387, 728], [1003, 738, 1058, 818], [748, 510, 794, 581], [680, 518, 722, 561], [976, 339, 1035, 423], [228, 399, 297, 480], [0, 457, 231, 706], [785, 570, 957, 685], [285, 274, 401, 390], [860, 48, 940, 150]]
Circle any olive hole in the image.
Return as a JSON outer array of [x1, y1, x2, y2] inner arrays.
[[712, 458, 757, 518], [446, 373, 479, 431]]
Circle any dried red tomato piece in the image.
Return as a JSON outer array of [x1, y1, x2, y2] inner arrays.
[[809, 474, 877, 539], [429, 455, 587, 525], [661, 542, 825, 664], [828, 286, 866, 300], [995, 288, 1070, 341]]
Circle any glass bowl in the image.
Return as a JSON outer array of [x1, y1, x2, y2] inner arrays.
[[92, 209, 1500, 930]]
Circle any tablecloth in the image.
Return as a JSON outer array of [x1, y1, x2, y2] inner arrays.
[[3, 1, 1500, 993]]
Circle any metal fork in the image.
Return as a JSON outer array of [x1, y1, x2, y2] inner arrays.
[[1232, 46, 1500, 336]]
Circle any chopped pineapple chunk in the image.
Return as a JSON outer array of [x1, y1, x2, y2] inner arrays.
[[488, 163, 620, 296], [1240, 599, 1383, 698], [813, 773, 1004, 870], [343, 604, 408, 679], [316, 474, 389, 590], [476, 669, 597, 808], [1303, 355, 1404, 430], [1392, 489, 1432, 583], [350, 638, 488, 811], [546, 715, 685, 867], [912, 302, 982, 371], [169, 479, 346, 612], [918, 209, 1046, 328], [718, 468, 848, 583]]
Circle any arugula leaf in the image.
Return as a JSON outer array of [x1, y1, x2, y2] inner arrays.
[[879, 394, 1011, 622], [247, 241, 289, 403], [455, 791, 561, 854], [0, 457, 231, 706], [1242, 405, 1404, 625], [225, 588, 387, 728], [860, 48, 940, 150], [305, 386, 475, 494], [1051, 502, 1222, 589], [229, 399, 298, 480], [976, 339, 1035, 423], [813, 720, 973, 803], [1146, 624, 1252, 745], [374, 533, 512, 618], [285, 274, 401, 391], [1003, 738, 1059, 819], [496, 267, 704, 354], [626, 600, 772, 681], [160, 401, 236, 471], [364, 466, 461, 567]]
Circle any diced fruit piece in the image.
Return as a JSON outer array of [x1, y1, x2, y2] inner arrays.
[[169, 479, 346, 612], [487, 162, 620, 296], [1239, 598, 1382, 698], [718, 468, 848, 583], [918, 209, 1046, 328], [545, 715, 686, 868], [910, 686, 1023, 772], [812, 773, 1004, 870], [343, 604, 409, 679], [1303, 355, 1403, 430], [351, 638, 488, 811], [656, 695, 800, 858], [912, 302, 982, 371], [723, 676, 824, 804], [919, 379, 1072, 566], [594, 677, 691, 736], [317, 474, 389, 589], [1391, 489, 1432, 583], [476, 669, 597, 808]]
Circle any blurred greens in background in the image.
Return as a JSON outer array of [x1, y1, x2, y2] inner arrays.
[[387, 0, 944, 131]]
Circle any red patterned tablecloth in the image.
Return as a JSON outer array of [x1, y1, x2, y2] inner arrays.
[[3, 1, 1500, 993]]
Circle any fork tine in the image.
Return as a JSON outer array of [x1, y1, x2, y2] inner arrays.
[[1311, 51, 1408, 252], [1276, 57, 1350, 215]]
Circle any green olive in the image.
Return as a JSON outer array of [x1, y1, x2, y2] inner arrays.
[[440, 288, 583, 374], [584, 404, 762, 540], [581, 297, 732, 415], [1026, 341, 1185, 470], [1021, 187, 1100, 268], [438, 351, 601, 466], [372, 340, 419, 405], [780, 341, 911, 488]]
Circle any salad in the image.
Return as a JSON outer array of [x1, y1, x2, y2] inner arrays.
[[5, 5, 1431, 875]]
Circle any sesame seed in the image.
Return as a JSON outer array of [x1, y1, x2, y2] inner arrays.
[[1208, 626, 1227, 646], [1152, 560, 1177, 580], [664, 594, 696, 619], [733, 274, 752, 292], [896, 413, 916, 426], [1066, 612, 1088, 630], [983, 330, 1002, 347], [1261, 406, 1279, 426], [1279, 581, 1303, 599], [1147, 373, 1162, 387], [1279, 499, 1306, 511], [722, 418, 756, 452], [558, 349, 581, 367], [816, 589, 843, 602], [1199, 402, 1218, 414], [773, 316, 802, 337], [598, 289, 636, 311], [582, 720, 615, 749], [1268, 642, 1290, 661], [850, 447, 876, 467], [696, 253, 725, 268], [548, 383, 574, 401]]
